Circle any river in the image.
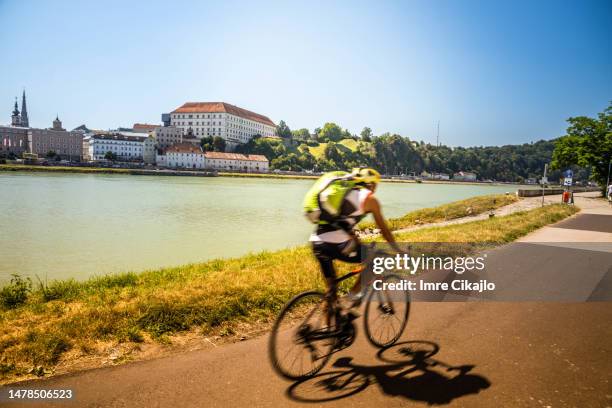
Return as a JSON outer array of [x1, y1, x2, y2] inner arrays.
[[0, 172, 521, 282]]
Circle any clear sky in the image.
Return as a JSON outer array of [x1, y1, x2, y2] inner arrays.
[[1, 0, 610, 146]]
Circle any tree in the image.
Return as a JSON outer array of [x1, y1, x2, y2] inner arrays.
[[46, 151, 57, 159], [104, 151, 117, 161], [324, 142, 343, 164], [200, 136, 214, 151], [552, 102, 612, 192], [291, 128, 310, 141], [360, 127, 373, 142], [212, 136, 226, 152], [318, 123, 344, 142], [275, 120, 292, 139]]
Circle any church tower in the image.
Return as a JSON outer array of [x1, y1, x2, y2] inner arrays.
[[11, 98, 21, 126], [20, 90, 29, 128], [53, 115, 65, 131]]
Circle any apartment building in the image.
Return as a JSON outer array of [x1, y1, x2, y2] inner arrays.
[[87, 133, 152, 161], [163, 144, 205, 169], [151, 126, 183, 149]]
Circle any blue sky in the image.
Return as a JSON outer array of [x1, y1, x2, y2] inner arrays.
[[1, 0, 610, 146]]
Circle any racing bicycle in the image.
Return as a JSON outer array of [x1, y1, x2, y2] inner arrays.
[[268, 249, 411, 380]]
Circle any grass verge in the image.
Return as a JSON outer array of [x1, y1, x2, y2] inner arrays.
[[0, 164, 132, 174], [359, 193, 518, 231], [217, 172, 317, 180], [0, 203, 577, 383], [0, 164, 218, 178]]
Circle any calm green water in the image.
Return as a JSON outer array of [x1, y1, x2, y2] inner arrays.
[[0, 172, 520, 282]]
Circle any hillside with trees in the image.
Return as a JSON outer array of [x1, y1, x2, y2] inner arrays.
[[234, 119, 592, 183]]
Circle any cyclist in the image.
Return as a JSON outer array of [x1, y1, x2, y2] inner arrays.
[[309, 167, 401, 308]]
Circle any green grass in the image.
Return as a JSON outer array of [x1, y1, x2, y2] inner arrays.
[[0, 203, 577, 382], [218, 172, 317, 180], [304, 138, 366, 159], [394, 204, 578, 243], [359, 194, 519, 231], [0, 164, 133, 174]]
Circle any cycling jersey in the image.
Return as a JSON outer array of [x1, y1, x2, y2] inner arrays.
[[309, 187, 373, 243]]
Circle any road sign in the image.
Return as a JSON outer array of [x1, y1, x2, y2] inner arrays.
[[564, 177, 572, 186], [564, 169, 573, 178]]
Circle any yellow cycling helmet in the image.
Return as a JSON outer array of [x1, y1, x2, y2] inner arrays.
[[352, 167, 381, 185]]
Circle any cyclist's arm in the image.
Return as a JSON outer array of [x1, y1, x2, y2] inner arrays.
[[363, 194, 402, 252]]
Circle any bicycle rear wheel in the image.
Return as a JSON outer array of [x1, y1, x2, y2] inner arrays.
[[268, 291, 336, 380], [364, 273, 410, 348]]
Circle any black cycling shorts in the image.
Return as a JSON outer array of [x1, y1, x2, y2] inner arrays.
[[311, 240, 363, 279]]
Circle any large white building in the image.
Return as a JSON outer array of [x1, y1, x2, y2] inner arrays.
[[169, 102, 275, 150]]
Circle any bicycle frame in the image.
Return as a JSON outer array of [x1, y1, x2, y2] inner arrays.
[[333, 247, 395, 295]]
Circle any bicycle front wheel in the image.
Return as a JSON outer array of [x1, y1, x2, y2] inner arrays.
[[364, 273, 410, 348], [268, 291, 335, 380]]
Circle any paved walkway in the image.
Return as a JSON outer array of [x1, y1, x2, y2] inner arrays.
[[390, 191, 592, 235]]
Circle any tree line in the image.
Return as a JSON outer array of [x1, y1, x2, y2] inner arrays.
[[235, 121, 593, 183]]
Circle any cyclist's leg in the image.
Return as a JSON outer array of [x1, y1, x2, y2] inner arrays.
[[312, 242, 339, 320], [334, 240, 366, 299], [312, 239, 365, 302]]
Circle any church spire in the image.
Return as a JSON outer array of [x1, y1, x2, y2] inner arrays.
[[11, 97, 21, 126], [20, 89, 29, 127]]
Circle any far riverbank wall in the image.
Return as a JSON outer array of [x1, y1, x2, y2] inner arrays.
[[518, 187, 599, 197]]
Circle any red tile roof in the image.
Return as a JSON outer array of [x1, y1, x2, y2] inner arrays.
[[133, 123, 159, 131], [164, 143, 203, 154], [171, 102, 275, 127], [203, 151, 268, 162]]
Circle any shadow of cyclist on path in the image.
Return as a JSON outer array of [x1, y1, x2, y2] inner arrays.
[[287, 340, 491, 405]]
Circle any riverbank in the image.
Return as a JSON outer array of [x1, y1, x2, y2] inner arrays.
[[0, 201, 578, 384], [0, 164, 216, 177], [2, 163, 550, 187], [217, 171, 317, 180]]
